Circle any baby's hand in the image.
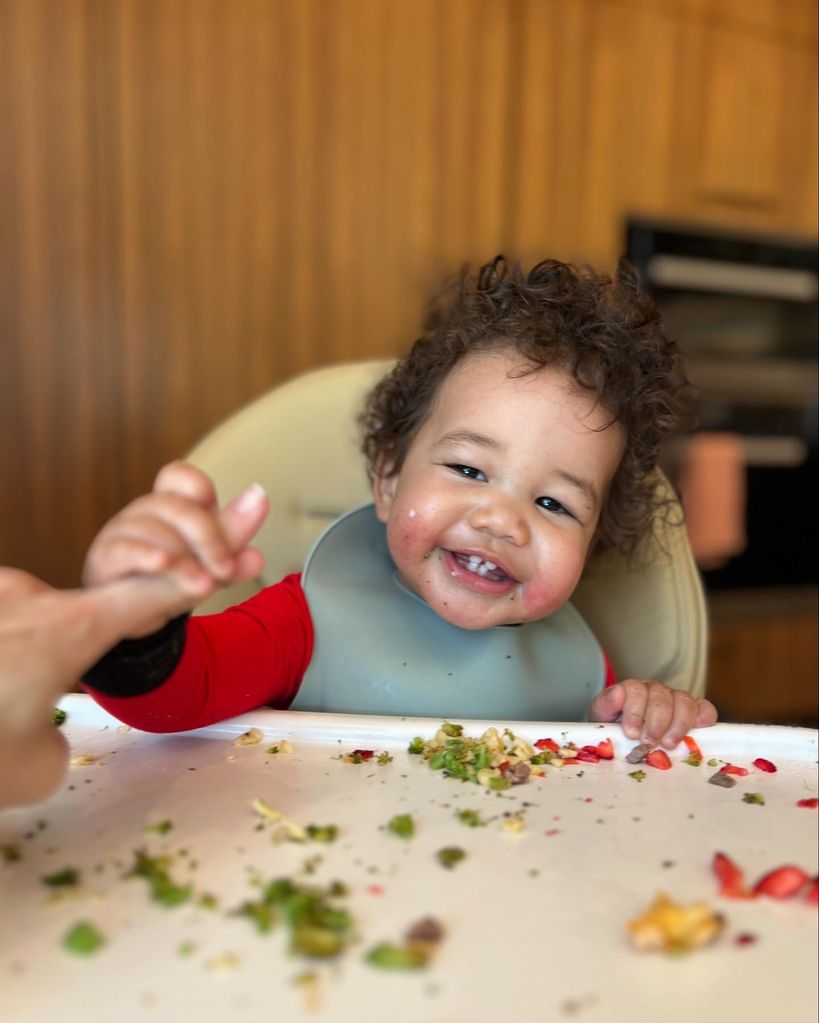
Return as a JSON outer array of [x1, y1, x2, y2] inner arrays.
[[588, 679, 718, 750], [82, 461, 268, 622]]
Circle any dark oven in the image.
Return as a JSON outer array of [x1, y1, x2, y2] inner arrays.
[[626, 219, 818, 592]]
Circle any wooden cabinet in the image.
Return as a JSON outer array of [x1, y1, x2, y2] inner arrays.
[[512, 0, 818, 269], [706, 589, 818, 726]]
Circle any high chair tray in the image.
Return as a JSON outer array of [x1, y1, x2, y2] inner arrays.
[[2, 695, 817, 1023]]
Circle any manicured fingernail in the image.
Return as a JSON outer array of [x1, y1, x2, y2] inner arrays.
[[235, 482, 266, 514]]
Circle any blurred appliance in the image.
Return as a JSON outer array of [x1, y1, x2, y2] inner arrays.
[[626, 218, 818, 591]]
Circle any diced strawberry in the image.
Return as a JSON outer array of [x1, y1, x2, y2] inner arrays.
[[804, 877, 818, 905], [682, 735, 702, 759], [720, 764, 749, 777], [752, 757, 777, 773], [753, 865, 810, 899], [797, 798, 819, 809], [561, 758, 580, 765], [594, 738, 615, 760], [535, 738, 560, 753], [575, 749, 600, 764], [713, 851, 755, 900], [735, 933, 757, 947], [497, 760, 510, 775], [351, 749, 374, 760], [644, 749, 672, 770]]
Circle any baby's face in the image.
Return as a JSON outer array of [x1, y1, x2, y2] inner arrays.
[[373, 351, 625, 630]]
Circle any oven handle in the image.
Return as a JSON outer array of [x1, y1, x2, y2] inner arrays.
[[647, 254, 818, 302]]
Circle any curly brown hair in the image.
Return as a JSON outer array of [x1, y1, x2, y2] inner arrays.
[[360, 256, 692, 556]]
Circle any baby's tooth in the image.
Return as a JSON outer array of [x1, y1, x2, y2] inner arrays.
[[483, 561, 497, 571]]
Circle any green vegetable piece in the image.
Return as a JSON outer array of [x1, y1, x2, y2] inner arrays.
[[682, 755, 701, 767], [377, 751, 394, 765], [144, 819, 173, 835], [428, 751, 447, 771], [62, 921, 105, 956], [266, 745, 280, 754], [707, 758, 719, 767], [365, 942, 429, 970], [305, 824, 339, 844], [263, 878, 298, 905], [42, 867, 80, 888], [743, 792, 766, 805], [53, 708, 67, 727], [125, 849, 191, 907], [387, 813, 415, 838], [234, 899, 276, 933], [198, 893, 219, 910], [487, 776, 511, 790], [440, 722, 463, 737], [407, 737, 425, 755], [291, 924, 344, 958], [436, 846, 466, 870], [628, 770, 647, 782], [456, 809, 484, 827], [178, 941, 196, 958]]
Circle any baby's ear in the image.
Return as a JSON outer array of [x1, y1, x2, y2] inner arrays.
[[372, 453, 398, 523]]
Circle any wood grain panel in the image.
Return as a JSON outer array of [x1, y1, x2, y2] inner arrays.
[[0, 0, 816, 592]]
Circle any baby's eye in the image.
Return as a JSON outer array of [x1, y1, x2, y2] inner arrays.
[[447, 464, 487, 482], [535, 495, 574, 518]]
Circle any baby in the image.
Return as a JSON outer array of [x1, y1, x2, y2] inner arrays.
[[82, 256, 717, 748]]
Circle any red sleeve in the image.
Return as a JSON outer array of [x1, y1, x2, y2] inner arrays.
[[83, 574, 313, 733], [603, 649, 617, 688]]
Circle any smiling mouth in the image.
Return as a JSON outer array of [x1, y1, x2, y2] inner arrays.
[[450, 551, 515, 583]]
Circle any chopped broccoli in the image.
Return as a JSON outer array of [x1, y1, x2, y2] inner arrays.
[[62, 921, 105, 955]]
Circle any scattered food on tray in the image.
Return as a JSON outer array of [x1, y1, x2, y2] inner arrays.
[[144, 819, 173, 835], [125, 849, 192, 907], [266, 740, 293, 755], [797, 798, 818, 809], [752, 758, 777, 773], [69, 754, 102, 767], [712, 852, 818, 904], [436, 846, 466, 870], [52, 708, 67, 727], [387, 813, 415, 839], [234, 727, 263, 746], [366, 916, 445, 971], [743, 792, 765, 806], [62, 921, 106, 956], [41, 867, 80, 889], [408, 721, 617, 788], [627, 893, 725, 954]]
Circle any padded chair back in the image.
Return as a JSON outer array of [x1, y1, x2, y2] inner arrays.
[[187, 360, 707, 698]]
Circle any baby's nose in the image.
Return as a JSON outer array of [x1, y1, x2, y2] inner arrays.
[[468, 497, 530, 545]]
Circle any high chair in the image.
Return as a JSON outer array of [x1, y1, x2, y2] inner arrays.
[[186, 360, 708, 699]]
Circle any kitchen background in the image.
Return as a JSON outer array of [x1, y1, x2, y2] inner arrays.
[[0, 0, 816, 724]]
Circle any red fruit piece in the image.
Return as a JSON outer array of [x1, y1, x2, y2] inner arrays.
[[535, 738, 559, 753], [713, 851, 755, 900], [752, 758, 777, 773], [644, 749, 672, 770], [753, 865, 810, 899], [561, 758, 580, 765], [351, 749, 374, 760], [575, 749, 600, 764], [682, 735, 702, 759], [720, 764, 749, 777], [804, 877, 818, 905], [595, 738, 615, 760], [797, 798, 819, 809]]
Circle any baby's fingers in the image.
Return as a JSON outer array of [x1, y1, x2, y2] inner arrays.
[[695, 699, 718, 728], [153, 461, 219, 510]]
